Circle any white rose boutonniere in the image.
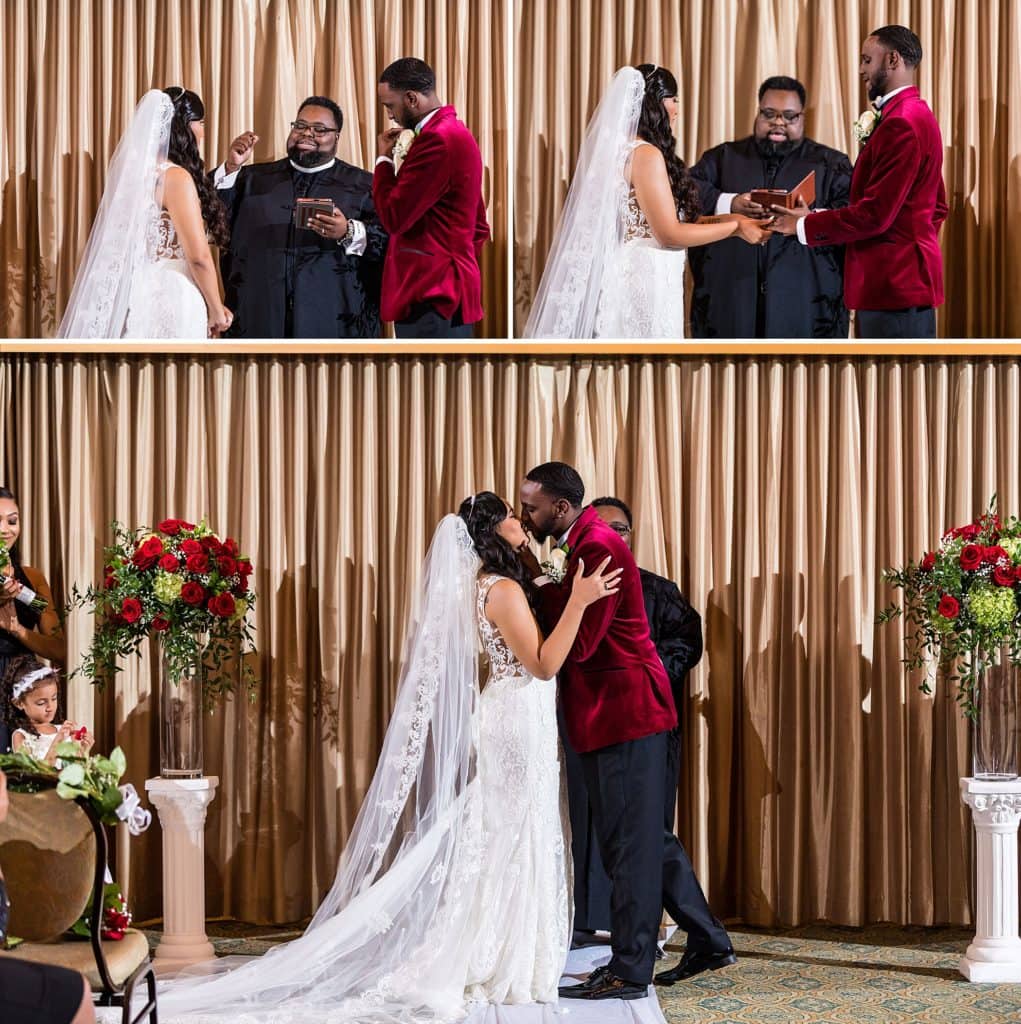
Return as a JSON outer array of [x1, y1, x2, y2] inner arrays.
[[393, 129, 417, 173], [853, 107, 881, 146], [540, 545, 570, 584]]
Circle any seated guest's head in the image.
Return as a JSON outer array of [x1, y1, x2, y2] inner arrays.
[[378, 58, 439, 130], [592, 497, 634, 550], [2, 655, 60, 739], [288, 95, 344, 168], [755, 75, 806, 156], [0, 485, 22, 559]]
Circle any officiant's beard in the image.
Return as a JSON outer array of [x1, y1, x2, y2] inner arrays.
[[287, 144, 336, 169], [754, 136, 798, 160]]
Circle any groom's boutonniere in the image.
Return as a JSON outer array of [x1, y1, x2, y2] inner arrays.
[[392, 129, 416, 173], [540, 544, 570, 584], [853, 105, 881, 146]]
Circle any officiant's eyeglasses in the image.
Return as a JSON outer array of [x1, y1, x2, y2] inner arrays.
[[757, 108, 803, 123], [290, 121, 341, 137], [607, 523, 632, 536]]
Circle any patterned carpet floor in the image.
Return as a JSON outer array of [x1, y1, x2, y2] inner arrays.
[[139, 921, 1021, 1023]]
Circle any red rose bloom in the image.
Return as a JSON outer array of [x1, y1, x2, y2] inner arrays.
[[993, 565, 1016, 587], [138, 536, 163, 558], [120, 597, 143, 623], [984, 545, 1009, 564], [237, 558, 253, 577], [200, 535, 222, 554], [157, 519, 182, 535], [158, 553, 180, 572], [920, 552, 936, 571], [217, 555, 237, 576], [223, 537, 240, 557], [937, 594, 960, 619], [181, 581, 205, 606], [104, 566, 117, 589], [151, 615, 171, 632], [960, 544, 984, 571], [180, 539, 202, 555], [208, 592, 236, 618], [1016, 565, 1021, 582], [131, 550, 157, 570], [185, 552, 210, 574]]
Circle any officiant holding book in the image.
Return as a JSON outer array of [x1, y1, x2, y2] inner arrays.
[[688, 76, 853, 338]]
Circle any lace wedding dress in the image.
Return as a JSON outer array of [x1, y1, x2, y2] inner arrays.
[[135, 517, 570, 1024], [523, 68, 687, 340], [58, 91, 207, 339]]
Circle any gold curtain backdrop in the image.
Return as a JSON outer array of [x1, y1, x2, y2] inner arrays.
[[513, 0, 1021, 338], [0, 0, 507, 338], [2, 353, 1019, 927]]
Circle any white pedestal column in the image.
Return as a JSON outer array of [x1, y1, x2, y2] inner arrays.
[[960, 778, 1021, 982], [145, 776, 219, 976]]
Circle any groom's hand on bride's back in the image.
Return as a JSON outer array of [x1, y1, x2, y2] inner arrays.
[[224, 131, 259, 174]]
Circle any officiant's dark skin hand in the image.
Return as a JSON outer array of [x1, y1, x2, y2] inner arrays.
[[732, 192, 768, 218], [224, 131, 259, 174], [312, 207, 349, 240], [378, 126, 403, 158], [770, 197, 811, 235]]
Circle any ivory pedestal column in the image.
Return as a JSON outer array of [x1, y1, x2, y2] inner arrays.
[[145, 776, 218, 976], [960, 778, 1021, 983]]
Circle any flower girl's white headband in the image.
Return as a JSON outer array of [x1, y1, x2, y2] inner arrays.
[[12, 666, 55, 700]]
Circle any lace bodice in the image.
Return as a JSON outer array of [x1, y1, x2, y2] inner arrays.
[[144, 162, 186, 260], [476, 575, 530, 684], [622, 140, 684, 243]]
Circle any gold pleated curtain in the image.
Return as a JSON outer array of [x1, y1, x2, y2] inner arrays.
[[514, 0, 1021, 338], [0, 0, 507, 338], [1, 353, 1018, 926]]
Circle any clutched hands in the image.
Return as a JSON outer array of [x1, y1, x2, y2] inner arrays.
[[734, 214, 776, 245], [769, 197, 812, 236]]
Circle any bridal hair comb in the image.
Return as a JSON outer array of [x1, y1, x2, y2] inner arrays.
[[643, 64, 659, 80], [12, 665, 55, 700]]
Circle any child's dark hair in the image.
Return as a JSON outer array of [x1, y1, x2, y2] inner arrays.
[[1, 654, 60, 736]]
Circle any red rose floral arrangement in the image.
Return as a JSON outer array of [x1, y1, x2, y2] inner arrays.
[[71, 519, 257, 704], [878, 498, 1021, 716]]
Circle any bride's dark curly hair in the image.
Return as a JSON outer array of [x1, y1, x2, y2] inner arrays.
[[634, 64, 701, 224], [458, 492, 539, 611], [163, 87, 230, 247]]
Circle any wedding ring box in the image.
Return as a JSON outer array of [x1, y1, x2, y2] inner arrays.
[[751, 170, 816, 210], [294, 197, 335, 229]]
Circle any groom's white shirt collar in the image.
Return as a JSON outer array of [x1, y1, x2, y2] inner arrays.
[[288, 157, 336, 173], [415, 107, 442, 133], [557, 516, 583, 549], [874, 85, 911, 109]]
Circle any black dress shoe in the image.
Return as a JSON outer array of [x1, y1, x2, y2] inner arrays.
[[654, 946, 736, 986], [558, 965, 647, 1001], [655, 945, 665, 960]]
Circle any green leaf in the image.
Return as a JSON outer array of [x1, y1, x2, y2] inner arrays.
[[56, 780, 87, 800], [58, 763, 86, 787], [109, 747, 127, 778]]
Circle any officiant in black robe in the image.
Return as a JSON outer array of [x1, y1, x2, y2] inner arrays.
[[213, 96, 388, 338], [564, 498, 704, 937], [688, 77, 853, 338]]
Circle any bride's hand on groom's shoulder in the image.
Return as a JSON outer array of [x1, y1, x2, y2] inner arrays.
[[224, 131, 259, 173]]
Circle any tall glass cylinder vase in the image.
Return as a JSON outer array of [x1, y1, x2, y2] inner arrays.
[[159, 641, 204, 779], [972, 645, 1019, 781]]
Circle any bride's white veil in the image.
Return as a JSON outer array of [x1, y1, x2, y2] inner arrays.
[[523, 67, 644, 339], [57, 89, 171, 338], [154, 513, 486, 1023]]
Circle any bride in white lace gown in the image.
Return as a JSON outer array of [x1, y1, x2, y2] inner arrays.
[[58, 88, 232, 339], [142, 493, 621, 1024], [524, 64, 771, 339]]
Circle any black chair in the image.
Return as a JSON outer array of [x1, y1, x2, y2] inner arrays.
[[0, 771, 158, 1024]]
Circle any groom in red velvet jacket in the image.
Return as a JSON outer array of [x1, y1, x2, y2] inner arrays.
[[519, 463, 733, 1000], [772, 25, 947, 338], [374, 58, 490, 338]]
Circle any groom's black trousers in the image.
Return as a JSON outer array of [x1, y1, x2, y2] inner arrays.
[[579, 730, 730, 985]]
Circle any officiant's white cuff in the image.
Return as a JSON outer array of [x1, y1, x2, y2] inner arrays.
[[715, 192, 737, 215], [375, 156, 394, 168], [342, 219, 367, 256], [796, 216, 808, 245], [213, 162, 241, 189]]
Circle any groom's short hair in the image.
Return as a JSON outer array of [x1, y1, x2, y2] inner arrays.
[[380, 58, 436, 94], [297, 95, 344, 131], [526, 462, 585, 507], [870, 25, 923, 67], [758, 76, 806, 108]]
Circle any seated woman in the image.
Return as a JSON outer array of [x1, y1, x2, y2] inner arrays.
[[0, 487, 66, 753]]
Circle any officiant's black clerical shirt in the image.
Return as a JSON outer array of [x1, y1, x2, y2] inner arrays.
[[213, 156, 388, 338], [688, 136, 852, 338]]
